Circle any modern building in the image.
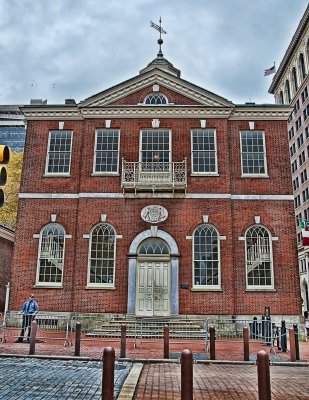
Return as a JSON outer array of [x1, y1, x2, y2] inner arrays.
[[0, 106, 25, 152], [269, 4, 309, 314], [9, 40, 301, 322]]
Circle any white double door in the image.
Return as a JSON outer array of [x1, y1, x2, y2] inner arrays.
[[136, 259, 170, 317]]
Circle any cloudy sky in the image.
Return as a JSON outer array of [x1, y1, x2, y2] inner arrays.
[[0, 0, 308, 105]]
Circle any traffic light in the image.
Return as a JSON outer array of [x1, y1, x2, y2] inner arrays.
[[0, 145, 10, 207]]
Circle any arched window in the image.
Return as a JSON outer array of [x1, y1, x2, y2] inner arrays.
[[299, 53, 307, 81], [279, 91, 284, 104], [245, 225, 273, 288], [144, 93, 168, 105], [139, 238, 169, 255], [193, 225, 220, 288], [88, 223, 116, 287], [37, 223, 65, 284], [292, 67, 298, 93], [285, 80, 291, 103]]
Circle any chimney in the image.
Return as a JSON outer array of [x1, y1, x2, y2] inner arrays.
[[65, 99, 76, 105]]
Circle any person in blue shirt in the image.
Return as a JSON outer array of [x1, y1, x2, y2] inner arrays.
[[15, 294, 39, 343]]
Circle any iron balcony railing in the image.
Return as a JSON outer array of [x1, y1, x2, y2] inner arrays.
[[121, 159, 187, 192]]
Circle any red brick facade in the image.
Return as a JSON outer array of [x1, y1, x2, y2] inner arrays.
[[10, 59, 302, 318], [0, 226, 14, 311]]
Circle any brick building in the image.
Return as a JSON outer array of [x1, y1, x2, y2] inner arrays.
[[0, 224, 14, 311], [268, 4, 309, 314], [10, 47, 301, 321]]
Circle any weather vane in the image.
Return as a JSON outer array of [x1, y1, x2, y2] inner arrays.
[[150, 17, 167, 57]]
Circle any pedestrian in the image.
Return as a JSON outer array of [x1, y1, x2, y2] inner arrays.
[[305, 311, 309, 341], [15, 294, 39, 343]]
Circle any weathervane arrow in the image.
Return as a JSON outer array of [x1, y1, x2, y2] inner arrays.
[[150, 20, 167, 34]]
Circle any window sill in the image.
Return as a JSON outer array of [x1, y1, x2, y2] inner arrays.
[[91, 173, 119, 177], [190, 173, 219, 177], [85, 285, 115, 290], [245, 288, 276, 292], [241, 174, 269, 178], [33, 284, 63, 289], [191, 287, 222, 292], [43, 174, 71, 178]]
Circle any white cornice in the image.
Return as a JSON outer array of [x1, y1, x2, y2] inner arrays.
[[0, 226, 15, 242], [21, 106, 291, 121], [19, 192, 294, 201]]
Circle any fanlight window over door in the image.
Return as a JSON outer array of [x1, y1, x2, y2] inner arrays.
[[37, 223, 65, 284], [245, 226, 273, 288], [139, 239, 169, 255]]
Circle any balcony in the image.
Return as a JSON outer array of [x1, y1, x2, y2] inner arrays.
[[121, 159, 187, 193]]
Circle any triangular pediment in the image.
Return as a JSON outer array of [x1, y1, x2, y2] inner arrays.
[[78, 68, 233, 108]]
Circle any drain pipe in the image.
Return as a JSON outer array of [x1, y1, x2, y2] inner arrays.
[[3, 282, 10, 325]]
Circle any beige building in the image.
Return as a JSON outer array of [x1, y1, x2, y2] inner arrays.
[[269, 5, 309, 313]]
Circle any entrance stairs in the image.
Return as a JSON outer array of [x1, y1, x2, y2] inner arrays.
[[84, 317, 206, 340]]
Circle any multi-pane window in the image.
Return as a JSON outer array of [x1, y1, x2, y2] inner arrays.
[[288, 127, 295, 140], [293, 177, 299, 191], [37, 223, 65, 284], [144, 93, 168, 105], [240, 131, 267, 175], [285, 80, 291, 103], [88, 224, 116, 286], [245, 226, 273, 288], [296, 116, 302, 131], [297, 134, 304, 149], [301, 169, 308, 184], [303, 187, 309, 203], [301, 86, 308, 103], [290, 142, 296, 156], [299, 53, 307, 80], [304, 104, 309, 121], [140, 130, 170, 171], [94, 129, 119, 174], [191, 129, 217, 174], [295, 194, 301, 208], [46, 131, 72, 175], [299, 150, 305, 166], [292, 67, 298, 93], [292, 160, 298, 174], [193, 225, 220, 288]]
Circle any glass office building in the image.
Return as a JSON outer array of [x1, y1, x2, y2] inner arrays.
[[0, 106, 25, 151]]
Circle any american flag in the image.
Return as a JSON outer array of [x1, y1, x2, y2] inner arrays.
[[150, 20, 167, 34], [264, 65, 276, 76]]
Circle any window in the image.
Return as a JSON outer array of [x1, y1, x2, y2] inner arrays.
[[245, 226, 273, 289], [292, 67, 298, 93], [279, 91, 284, 104], [293, 177, 299, 191], [299, 150, 305, 166], [140, 130, 171, 170], [94, 129, 120, 174], [291, 160, 297, 174], [302, 87, 309, 103], [139, 239, 169, 255], [295, 194, 301, 208], [296, 116, 302, 131], [297, 134, 304, 149], [45, 131, 72, 175], [290, 142, 296, 157], [285, 80, 291, 103], [191, 129, 218, 174], [37, 223, 65, 285], [144, 93, 168, 105], [301, 169, 308, 184], [303, 187, 309, 203], [288, 127, 294, 141], [306, 127, 309, 140], [240, 131, 267, 176], [299, 53, 307, 81], [294, 99, 300, 115], [88, 223, 116, 287], [193, 225, 220, 288], [304, 105, 309, 121]]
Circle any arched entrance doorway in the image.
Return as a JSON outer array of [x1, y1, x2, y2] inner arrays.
[[127, 228, 179, 317]]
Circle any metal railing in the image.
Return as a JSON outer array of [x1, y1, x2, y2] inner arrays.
[[121, 159, 187, 192]]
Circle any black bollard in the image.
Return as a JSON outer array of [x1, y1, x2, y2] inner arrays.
[[163, 325, 169, 359], [29, 320, 38, 355], [293, 324, 300, 361], [256, 350, 271, 400], [102, 347, 115, 400], [74, 322, 81, 357], [181, 349, 193, 400], [120, 324, 127, 358], [280, 320, 287, 352], [209, 325, 216, 360]]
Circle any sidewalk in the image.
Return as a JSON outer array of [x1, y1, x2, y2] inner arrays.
[[1, 336, 309, 399]]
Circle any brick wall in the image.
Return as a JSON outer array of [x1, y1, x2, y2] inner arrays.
[[0, 237, 13, 311]]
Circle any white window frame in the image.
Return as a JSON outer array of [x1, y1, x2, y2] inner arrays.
[[245, 225, 274, 290], [86, 223, 116, 289], [143, 93, 169, 105], [240, 130, 268, 177], [45, 130, 73, 176], [92, 129, 120, 175], [192, 224, 221, 290], [139, 129, 172, 164], [35, 223, 66, 287], [191, 129, 218, 175]]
